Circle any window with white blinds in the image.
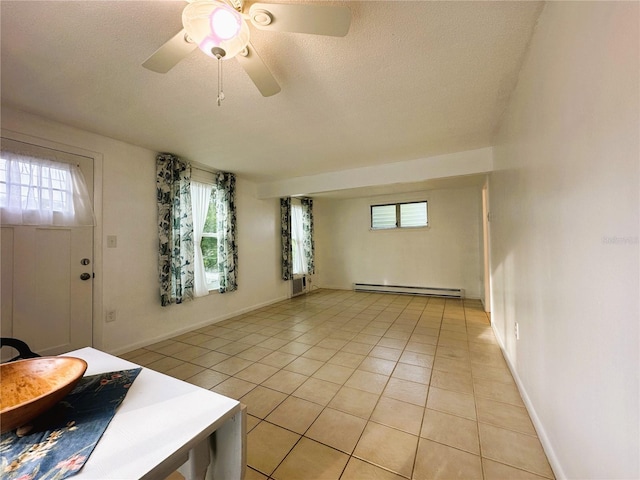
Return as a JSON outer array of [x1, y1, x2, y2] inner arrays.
[[371, 204, 397, 229], [371, 201, 428, 229], [400, 202, 428, 227]]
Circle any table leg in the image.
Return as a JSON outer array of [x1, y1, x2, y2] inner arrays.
[[209, 404, 247, 480], [178, 439, 210, 480], [177, 405, 246, 480]]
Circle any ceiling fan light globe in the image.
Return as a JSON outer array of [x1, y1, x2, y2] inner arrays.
[[182, 0, 250, 59], [210, 8, 241, 40]]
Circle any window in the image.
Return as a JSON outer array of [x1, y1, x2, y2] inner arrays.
[[400, 201, 428, 227], [201, 190, 219, 290], [191, 180, 218, 295], [159, 156, 237, 305], [0, 147, 95, 226], [0, 157, 70, 212], [280, 196, 314, 281], [291, 199, 306, 275], [371, 201, 428, 229]]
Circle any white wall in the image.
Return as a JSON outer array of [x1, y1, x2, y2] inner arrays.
[[490, 2, 639, 479], [1, 107, 289, 355], [314, 187, 484, 297]]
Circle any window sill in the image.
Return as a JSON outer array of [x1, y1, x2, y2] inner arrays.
[[369, 225, 430, 232]]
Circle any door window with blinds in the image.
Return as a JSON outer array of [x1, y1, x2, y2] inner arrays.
[[371, 201, 428, 229]]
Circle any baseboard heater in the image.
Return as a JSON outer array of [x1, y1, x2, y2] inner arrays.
[[353, 283, 464, 299]]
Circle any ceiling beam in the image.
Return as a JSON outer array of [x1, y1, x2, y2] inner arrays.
[[255, 147, 494, 199]]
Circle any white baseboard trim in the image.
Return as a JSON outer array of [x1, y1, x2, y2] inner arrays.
[[481, 297, 491, 313], [491, 325, 566, 480], [108, 295, 290, 356]]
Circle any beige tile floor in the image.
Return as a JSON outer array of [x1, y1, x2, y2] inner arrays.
[[122, 289, 555, 480]]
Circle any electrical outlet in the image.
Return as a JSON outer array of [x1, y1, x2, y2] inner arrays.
[[515, 322, 520, 340], [106, 310, 116, 323]]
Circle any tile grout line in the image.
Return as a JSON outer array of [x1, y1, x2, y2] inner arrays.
[[465, 298, 487, 480], [125, 291, 548, 480], [341, 297, 432, 479], [244, 293, 399, 479], [409, 295, 445, 480]]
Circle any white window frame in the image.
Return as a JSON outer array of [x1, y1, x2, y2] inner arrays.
[[370, 200, 428, 230], [191, 168, 220, 292], [201, 191, 219, 291]]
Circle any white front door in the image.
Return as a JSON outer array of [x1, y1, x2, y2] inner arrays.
[[1, 140, 94, 357]]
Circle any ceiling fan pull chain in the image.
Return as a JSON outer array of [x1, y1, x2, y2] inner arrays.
[[216, 56, 224, 107], [211, 47, 226, 107], [219, 56, 225, 105]]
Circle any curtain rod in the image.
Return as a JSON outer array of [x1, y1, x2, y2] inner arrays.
[[190, 161, 219, 175]]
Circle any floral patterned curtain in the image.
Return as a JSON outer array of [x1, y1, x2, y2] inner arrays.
[[301, 197, 315, 274], [156, 153, 194, 306], [280, 197, 292, 280], [214, 172, 238, 293]]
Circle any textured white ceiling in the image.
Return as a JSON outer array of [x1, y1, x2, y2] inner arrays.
[[0, 1, 543, 184]]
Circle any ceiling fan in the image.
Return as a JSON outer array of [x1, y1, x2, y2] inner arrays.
[[142, 0, 351, 98]]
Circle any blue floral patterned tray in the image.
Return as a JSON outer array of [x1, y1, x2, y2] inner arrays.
[[1, 368, 141, 480]]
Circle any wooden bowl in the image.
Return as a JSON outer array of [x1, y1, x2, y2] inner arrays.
[[0, 356, 87, 433]]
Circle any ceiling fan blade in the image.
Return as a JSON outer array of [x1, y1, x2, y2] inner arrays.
[[236, 43, 281, 97], [248, 3, 351, 37], [142, 29, 197, 73]]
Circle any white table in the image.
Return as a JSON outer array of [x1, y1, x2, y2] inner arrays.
[[66, 347, 246, 480]]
